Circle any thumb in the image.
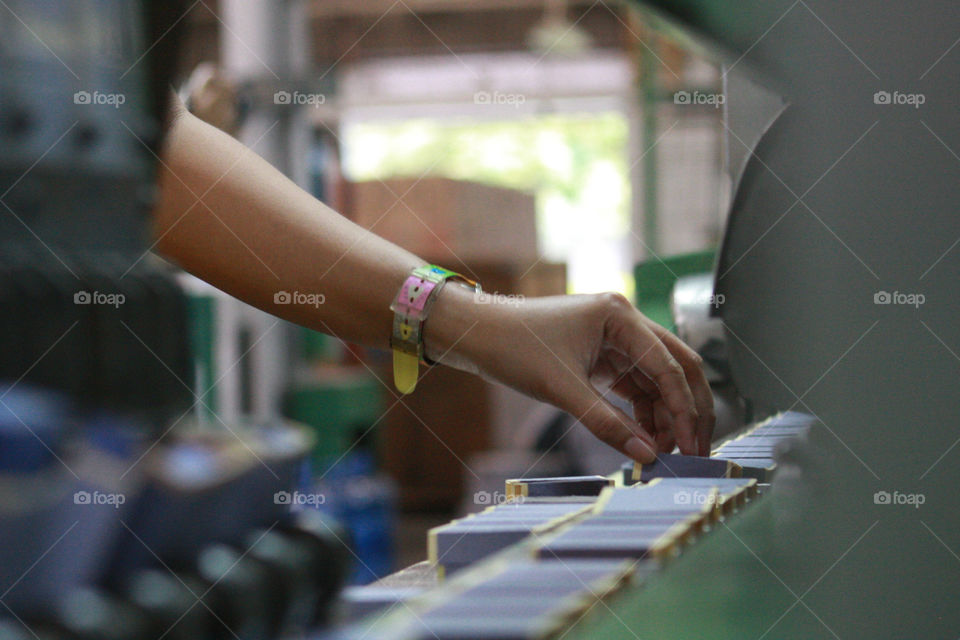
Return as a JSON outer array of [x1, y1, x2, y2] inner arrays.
[[564, 383, 658, 463]]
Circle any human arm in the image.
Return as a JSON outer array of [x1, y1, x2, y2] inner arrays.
[[152, 101, 715, 461]]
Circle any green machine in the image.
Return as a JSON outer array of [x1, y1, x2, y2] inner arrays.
[[284, 329, 384, 472], [566, 1, 960, 638], [634, 249, 715, 331]]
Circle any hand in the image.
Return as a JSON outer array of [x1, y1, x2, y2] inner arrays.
[[425, 289, 716, 463]]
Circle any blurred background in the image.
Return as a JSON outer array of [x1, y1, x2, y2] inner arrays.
[[173, 0, 730, 578], [5, 2, 959, 637], [0, 0, 734, 600]]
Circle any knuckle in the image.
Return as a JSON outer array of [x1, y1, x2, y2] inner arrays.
[[598, 291, 632, 312], [665, 359, 685, 377], [686, 350, 704, 367]]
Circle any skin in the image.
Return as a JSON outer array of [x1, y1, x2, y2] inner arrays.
[[152, 100, 715, 463]]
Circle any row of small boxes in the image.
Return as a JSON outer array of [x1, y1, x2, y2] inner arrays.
[[396, 558, 638, 640], [711, 411, 814, 481], [533, 477, 758, 564], [336, 415, 807, 639], [385, 477, 759, 639], [428, 475, 619, 576], [428, 500, 596, 577], [619, 411, 816, 484]]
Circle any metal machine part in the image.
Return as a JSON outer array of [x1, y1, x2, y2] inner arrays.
[[0, 2, 194, 416], [671, 273, 728, 383], [611, 1, 960, 636], [0, 1, 183, 255], [635, 0, 960, 474], [672, 274, 746, 440]]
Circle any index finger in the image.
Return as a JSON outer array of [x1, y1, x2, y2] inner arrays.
[[647, 322, 716, 455]]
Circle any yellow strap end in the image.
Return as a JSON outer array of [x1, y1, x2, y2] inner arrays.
[[393, 350, 420, 394]]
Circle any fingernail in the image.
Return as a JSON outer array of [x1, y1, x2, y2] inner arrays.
[[625, 436, 656, 463]]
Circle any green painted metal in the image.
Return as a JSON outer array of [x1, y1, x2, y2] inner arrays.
[[185, 293, 217, 419], [559, 499, 813, 639], [284, 374, 383, 467], [634, 249, 716, 330], [640, 35, 661, 257]]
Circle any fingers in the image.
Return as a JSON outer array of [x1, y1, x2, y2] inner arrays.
[[561, 378, 657, 463], [652, 399, 677, 452], [600, 294, 700, 455], [606, 370, 676, 453], [607, 374, 655, 435], [645, 322, 717, 456]]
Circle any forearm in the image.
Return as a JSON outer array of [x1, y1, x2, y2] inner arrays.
[[153, 103, 427, 351]]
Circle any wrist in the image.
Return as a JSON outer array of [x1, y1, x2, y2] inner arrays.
[[422, 281, 488, 373]]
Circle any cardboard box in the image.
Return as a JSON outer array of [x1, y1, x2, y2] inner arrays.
[[347, 178, 538, 266]]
